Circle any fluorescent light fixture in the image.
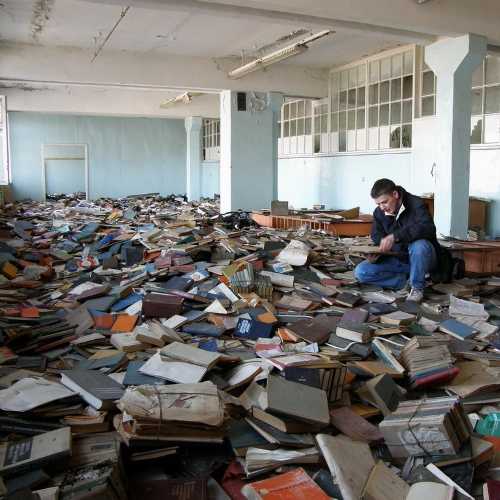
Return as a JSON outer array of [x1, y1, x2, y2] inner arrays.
[[228, 29, 333, 79], [160, 91, 203, 108]]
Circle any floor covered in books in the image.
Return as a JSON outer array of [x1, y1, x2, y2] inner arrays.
[[0, 194, 500, 500]]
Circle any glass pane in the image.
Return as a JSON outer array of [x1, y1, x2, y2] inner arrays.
[[339, 111, 347, 131], [381, 57, 391, 80], [402, 124, 412, 148], [369, 106, 378, 127], [339, 91, 347, 111], [356, 109, 365, 129], [472, 62, 483, 87], [283, 104, 289, 120], [422, 71, 435, 96], [403, 100, 413, 123], [348, 89, 356, 109], [486, 56, 500, 85], [289, 102, 297, 119], [484, 114, 500, 143], [391, 102, 401, 124], [357, 87, 365, 107], [370, 61, 379, 83], [422, 96, 435, 117], [305, 100, 312, 116], [392, 54, 402, 78], [305, 117, 312, 135], [402, 75, 413, 99], [290, 120, 296, 136], [341, 71, 348, 90], [330, 114, 337, 133], [314, 134, 320, 153], [472, 88, 483, 115], [470, 116, 482, 144], [380, 81, 390, 102], [485, 86, 500, 114], [380, 104, 389, 125], [284, 121, 290, 137], [390, 125, 401, 149], [348, 110, 356, 130], [339, 131, 347, 152], [369, 84, 379, 105], [403, 50, 413, 75], [331, 93, 338, 112], [297, 100, 305, 117], [314, 115, 320, 132], [297, 119, 304, 135], [349, 68, 357, 88], [358, 65, 366, 85], [321, 115, 327, 133], [391, 78, 402, 101]]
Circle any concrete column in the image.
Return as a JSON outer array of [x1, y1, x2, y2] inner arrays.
[[219, 91, 283, 213], [425, 34, 487, 238], [184, 116, 203, 201]]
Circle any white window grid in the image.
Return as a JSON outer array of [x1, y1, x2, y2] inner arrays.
[[279, 99, 313, 156], [313, 98, 329, 153], [421, 61, 436, 117], [330, 47, 414, 152], [471, 55, 500, 145], [202, 118, 220, 161]]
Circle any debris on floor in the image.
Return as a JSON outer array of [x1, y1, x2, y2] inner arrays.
[[1, 193, 500, 499]]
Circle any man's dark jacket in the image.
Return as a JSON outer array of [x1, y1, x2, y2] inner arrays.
[[371, 187, 440, 262]]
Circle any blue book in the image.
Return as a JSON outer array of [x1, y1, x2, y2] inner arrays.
[[234, 318, 273, 340], [439, 319, 477, 340], [123, 361, 165, 386], [110, 292, 142, 312], [182, 322, 225, 337]]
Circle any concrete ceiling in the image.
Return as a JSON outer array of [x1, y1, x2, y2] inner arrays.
[[0, 0, 430, 70]]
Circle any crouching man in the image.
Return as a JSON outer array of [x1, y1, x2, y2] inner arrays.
[[354, 178, 440, 303]]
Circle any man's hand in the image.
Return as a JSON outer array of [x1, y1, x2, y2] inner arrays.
[[379, 234, 395, 253], [366, 253, 380, 263]]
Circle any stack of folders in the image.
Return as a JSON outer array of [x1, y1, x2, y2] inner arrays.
[[379, 396, 472, 458]]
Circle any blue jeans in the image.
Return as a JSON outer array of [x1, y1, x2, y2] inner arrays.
[[354, 239, 437, 290]]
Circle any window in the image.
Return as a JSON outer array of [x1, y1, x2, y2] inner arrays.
[[420, 54, 500, 145], [331, 64, 366, 152], [313, 98, 329, 153], [202, 118, 220, 161], [279, 99, 313, 156], [0, 96, 9, 184], [471, 56, 500, 144], [421, 62, 436, 117], [330, 48, 414, 152]]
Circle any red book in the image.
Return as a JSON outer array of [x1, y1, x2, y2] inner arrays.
[[484, 479, 500, 500], [410, 367, 459, 389], [241, 468, 329, 500]]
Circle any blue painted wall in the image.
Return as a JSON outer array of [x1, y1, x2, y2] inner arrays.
[[9, 112, 187, 200]]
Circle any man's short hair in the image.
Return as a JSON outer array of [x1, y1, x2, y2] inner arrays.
[[371, 178, 397, 198]]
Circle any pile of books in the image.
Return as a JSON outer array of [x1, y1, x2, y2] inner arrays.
[[400, 336, 457, 388], [379, 396, 472, 458]]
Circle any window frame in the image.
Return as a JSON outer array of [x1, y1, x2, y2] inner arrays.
[[329, 44, 416, 154], [278, 98, 314, 157], [202, 118, 220, 161]]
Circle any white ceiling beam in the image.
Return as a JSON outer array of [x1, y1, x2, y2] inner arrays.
[[81, 0, 435, 42]]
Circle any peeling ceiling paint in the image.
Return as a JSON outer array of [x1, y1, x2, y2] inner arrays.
[[31, 0, 55, 41]]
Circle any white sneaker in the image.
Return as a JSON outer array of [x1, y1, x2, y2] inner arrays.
[[406, 288, 424, 303]]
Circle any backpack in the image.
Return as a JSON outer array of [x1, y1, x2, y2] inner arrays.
[[431, 246, 465, 283]]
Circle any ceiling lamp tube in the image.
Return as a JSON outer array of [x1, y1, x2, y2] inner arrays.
[[228, 29, 333, 79]]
